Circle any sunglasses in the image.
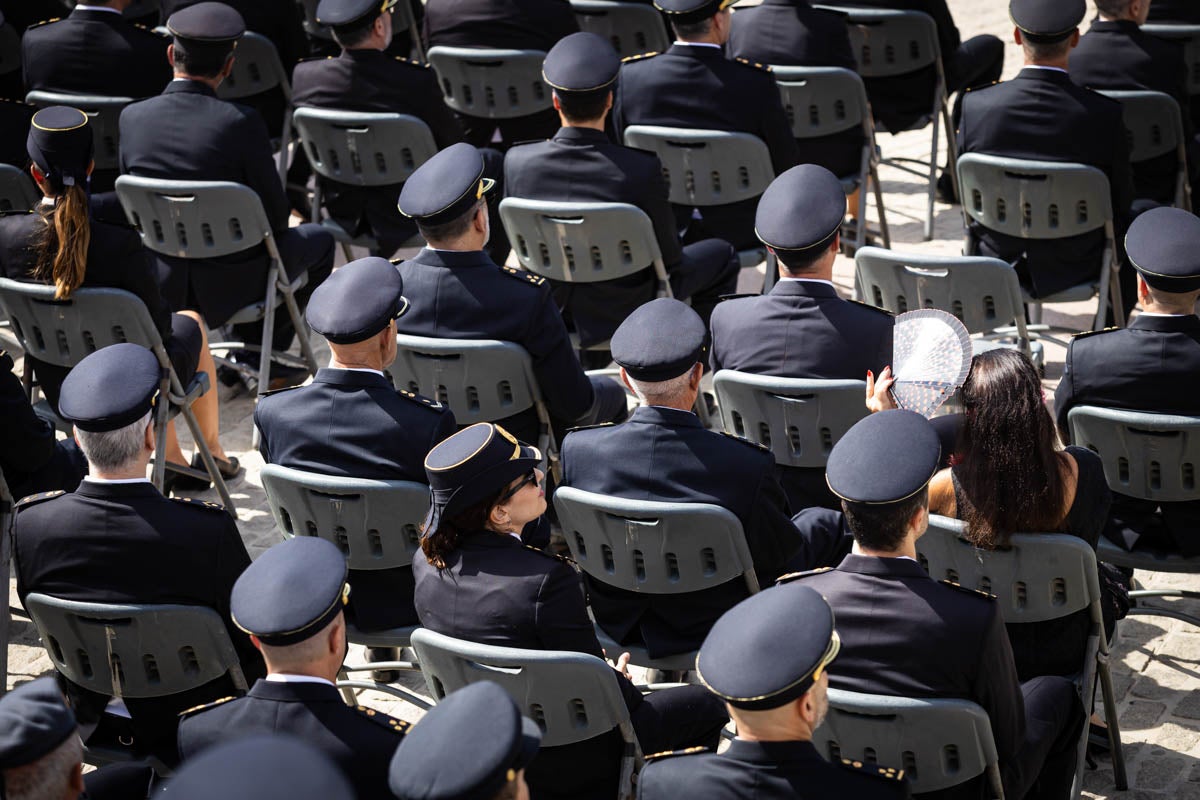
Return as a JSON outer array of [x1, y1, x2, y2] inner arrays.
[[497, 470, 539, 503]]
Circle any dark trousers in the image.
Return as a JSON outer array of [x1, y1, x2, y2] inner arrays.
[[671, 239, 741, 330], [1008, 676, 1086, 800], [458, 108, 560, 152]]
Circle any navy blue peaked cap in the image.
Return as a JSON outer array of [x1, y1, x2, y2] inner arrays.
[[543, 33, 621, 93], [1125, 207, 1200, 293], [611, 298, 708, 382], [398, 143, 495, 226], [755, 164, 846, 253], [696, 584, 839, 710], [231, 537, 349, 646], [654, 0, 739, 25], [826, 409, 940, 504], [0, 678, 77, 771], [1010, 0, 1084, 42], [389, 682, 541, 800], [27, 106, 93, 191], [166, 735, 352, 800], [317, 0, 396, 27], [422, 423, 541, 534], [306, 256, 409, 344], [166, 1, 245, 42], [59, 343, 162, 433]]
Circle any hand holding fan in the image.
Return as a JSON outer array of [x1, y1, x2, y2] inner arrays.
[[890, 309, 973, 418]]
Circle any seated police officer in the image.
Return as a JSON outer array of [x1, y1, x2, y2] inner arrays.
[[1055, 207, 1200, 558], [0, 679, 85, 800], [389, 682, 541, 800], [393, 143, 628, 445], [178, 537, 408, 800], [119, 2, 335, 390], [957, 0, 1136, 317], [639, 584, 909, 799], [787, 410, 1085, 800], [1, 351, 87, 502], [12, 344, 264, 765], [561, 299, 829, 660], [612, 0, 799, 250], [709, 165, 894, 511], [255, 256, 456, 636], [167, 736, 353, 800], [505, 33, 739, 353]]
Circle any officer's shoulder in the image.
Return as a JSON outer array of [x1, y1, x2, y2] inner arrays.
[[259, 383, 305, 399], [170, 496, 229, 514], [179, 695, 236, 720], [838, 757, 907, 785], [296, 54, 332, 64], [0, 209, 35, 221], [15, 490, 66, 510], [565, 421, 615, 435], [939, 579, 996, 601], [776, 567, 834, 584], [847, 298, 894, 317], [963, 79, 1002, 96], [393, 56, 429, 69], [719, 430, 772, 454], [717, 292, 759, 304], [733, 56, 772, 73], [132, 22, 169, 37], [397, 388, 445, 411], [644, 746, 711, 764], [621, 51, 659, 64], [24, 17, 63, 32], [500, 265, 547, 287], [1070, 326, 1121, 343], [353, 704, 411, 735], [523, 544, 577, 569]]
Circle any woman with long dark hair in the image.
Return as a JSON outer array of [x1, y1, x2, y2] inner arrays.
[[0, 106, 236, 488], [413, 423, 728, 800], [927, 348, 1115, 679]]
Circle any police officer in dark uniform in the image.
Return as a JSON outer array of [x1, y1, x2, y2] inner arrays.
[[11, 344, 264, 765], [255, 256, 456, 633], [119, 2, 335, 389], [389, 682, 542, 800], [0, 351, 87, 501], [787, 410, 1085, 800], [1070, 0, 1197, 206], [504, 32, 739, 350], [612, 0, 799, 250], [957, 0, 1136, 316], [1055, 207, 1200, 557], [178, 536, 408, 800], [639, 584, 910, 800], [167, 736, 354, 800], [561, 299, 826, 659], [709, 165, 893, 511], [394, 143, 628, 445]]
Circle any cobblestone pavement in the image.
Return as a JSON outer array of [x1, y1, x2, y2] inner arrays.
[[5, 1, 1200, 796]]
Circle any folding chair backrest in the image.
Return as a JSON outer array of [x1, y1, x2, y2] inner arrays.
[[957, 154, 1113, 241], [772, 66, 870, 139], [553, 486, 758, 594], [0, 21, 20, 77], [1099, 89, 1186, 163], [25, 91, 133, 172], [260, 464, 429, 571], [919, 516, 1102, 624], [114, 176, 273, 259], [293, 108, 438, 187], [218, 31, 292, 101], [569, 0, 670, 57], [426, 47, 550, 119], [622, 125, 774, 207], [0, 164, 38, 214], [23, 593, 247, 699], [500, 198, 666, 284], [410, 628, 637, 750], [711, 371, 867, 469], [0, 280, 164, 370], [815, 689, 1002, 795], [854, 247, 1025, 337], [816, 6, 942, 78], [392, 335, 540, 423], [1142, 24, 1200, 94], [1068, 406, 1200, 504]]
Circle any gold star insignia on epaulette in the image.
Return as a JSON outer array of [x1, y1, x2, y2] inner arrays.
[[172, 496, 227, 512], [1072, 326, 1120, 340], [735, 57, 770, 71], [501, 266, 546, 286], [776, 567, 832, 584], [16, 490, 66, 507], [622, 51, 659, 63], [645, 746, 709, 761], [179, 696, 234, 717], [27, 17, 61, 29], [939, 579, 996, 600], [565, 421, 614, 434]]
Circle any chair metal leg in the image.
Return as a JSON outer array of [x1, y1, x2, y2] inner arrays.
[[871, 164, 891, 249], [279, 282, 319, 374], [926, 106, 940, 241], [1098, 658, 1128, 790], [253, 266, 279, 450], [151, 375, 170, 491], [277, 110, 293, 188], [339, 242, 355, 263], [179, 405, 237, 514]]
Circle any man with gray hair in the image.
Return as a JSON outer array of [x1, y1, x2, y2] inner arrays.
[[13, 343, 263, 767]]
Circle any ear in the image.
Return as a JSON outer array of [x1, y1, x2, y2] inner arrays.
[[221, 51, 236, 79], [552, 91, 563, 112], [250, 634, 264, 653], [604, 90, 614, 114], [68, 761, 86, 797], [167, 42, 177, 68], [619, 367, 636, 396], [829, 232, 841, 255], [1069, 29, 1081, 48], [143, 419, 156, 451], [689, 362, 704, 391], [1013, 26, 1023, 47], [87, 160, 95, 178]]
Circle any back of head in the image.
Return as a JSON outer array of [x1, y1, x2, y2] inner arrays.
[[318, 0, 388, 48], [655, 0, 737, 40], [543, 32, 620, 125], [1010, 0, 1084, 62], [166, 1, 245, 79], [610, 298, 708, 408], [399, 143, 495, 250], [26, 107, 94, 300]]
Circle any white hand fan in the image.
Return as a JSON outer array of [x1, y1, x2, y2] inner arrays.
[[890, 309, 973, 418]]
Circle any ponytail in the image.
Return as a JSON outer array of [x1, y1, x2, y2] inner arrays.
[[33, 184, 91, 300]]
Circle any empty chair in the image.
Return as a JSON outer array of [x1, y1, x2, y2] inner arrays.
[[25, 91, 133, 172], [0, 164, 38, 213], [957, 153, 1124, 335], [1099, 89, 1191, 211], [426, 47, 551, 120], [569, 0, 669, 58]]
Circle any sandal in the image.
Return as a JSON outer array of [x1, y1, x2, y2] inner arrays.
[[168, 454, 241, 493]]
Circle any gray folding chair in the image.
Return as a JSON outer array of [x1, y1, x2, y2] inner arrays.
[[114, 176, 320, 438], [25, 91, 133, 173], [292, 107, 436, 258], [552, 485, 756, 672], [569, 0, 669, 58], [711, 371, 867, 469], [0, 279, 236, 512], [0, 467, 13, 697], [772, 65, 890, 254], [957, 153, 1124, 337], [216, 31, 293, 183], [1142, 24, 1200, 95], [1068, 405, 1200, 629], [853, 246, 1038, 361], [0, 20, 20, 79], [814, 689, 1003, 798], [1099, 89, 1191, 211], [392, 334, 559, 476], [260, 463, 432, 709], [817, 6, 954, 241], [411, 628, 643, 800], [426, 47, 551, 119], [917, 516, 1128, 794], [0, 163, 38, 213], [622, 125, 773, 266]]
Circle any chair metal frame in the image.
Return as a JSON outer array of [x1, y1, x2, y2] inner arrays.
[[215, 31, 293, 185], [0, 163, 38, 214], [956, 153, 1125, 338], [426, 47, 551, 120], [25, 91, 134, 173], [0, 279, 236, 512], [771, 65, 891, 254], [1099, 89, 1191, 212], [411, 627, 644, 800], [569, 0, 670, 58]]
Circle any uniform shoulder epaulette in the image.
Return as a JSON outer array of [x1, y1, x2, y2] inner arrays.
[[16, 490, 65, 508], [839, 758, 905, 782], [776, 567, 833, 584], [964, 80, 1001, 94], [501, 266, 546, 286], [523, 544, 577, 568], [259, 383, 305, 398], [178, 696, 235, 719], [394, 56, 428, 68], [354, 704, 411, 734], [621, 51, 659, 63], [720, 431, 771, 453], [847, 298, 893, 316], [717, 292, 758, 303], [297, 54, 330, 63], [171, 496, 228, 513], [134, 23, 168, 35], [939, 579, 995, 600], [0, 209, 35, 218], [734, 57, 771, 72], [25, 17, 62, 30], [398, 389, 443, 410], [1071, 326, 1120, 341], [644, 746, 710, 763], [565, 421, 614, 434]]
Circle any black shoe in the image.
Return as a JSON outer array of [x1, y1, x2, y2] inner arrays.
[[936, 171, 959, 205], [169, 453, 241, 493], [238, 362, 311, 394], [367, 647, 400, 683]]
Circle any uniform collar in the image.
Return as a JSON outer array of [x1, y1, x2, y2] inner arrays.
[[668, 42, 726, 59], [164, 79, 218, 98], [72, 5, 125, 18], [249, 678, 341, 702], [552, 127, 610, 145], [1128, 313, 1200, 333], [835, 552, 932, 580], [768, 279, 840, 299], [264, 673, 337, 688], [314, 367, 392, 388], [461, 530, 527, 550], [628, 404, 703, 428], [1017, 66, 1072, 84], [723, 738, 825, 764], [343, 47, 388, 61], [75, 480, 162, 500], [1088, 19, 1140, 34], [410, 248, 496, 269]]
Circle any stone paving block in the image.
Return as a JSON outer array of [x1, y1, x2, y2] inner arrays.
[[1137, 756, 1189, 793], [1122, 698, 1168, 728]]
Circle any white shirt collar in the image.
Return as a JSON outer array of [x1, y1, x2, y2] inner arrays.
[[74, 4, 123, 14], [83, 476, 152, 485], [1136, 311, 1193, 318], [330, 366, 386, 377], [264, 674, 337, 687], [673, 41, 722, 49], [778, 277, 837, 289], [1022, 65, 1069, 75]]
